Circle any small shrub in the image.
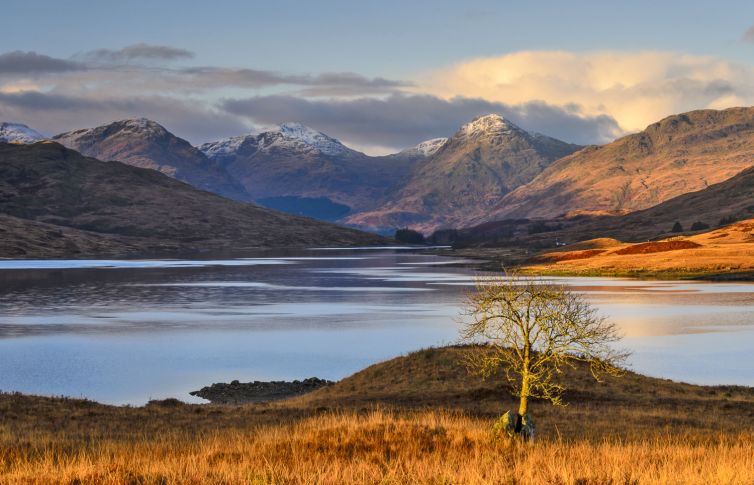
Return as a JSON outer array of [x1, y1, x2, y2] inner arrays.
[[690, 221, 710, 231], [671, 222, 684, 233]]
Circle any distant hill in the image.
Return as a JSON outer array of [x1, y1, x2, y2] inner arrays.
[[0, 142, 385, 258], [346, 115, 581, 233], [53, 119, 249, 201], [0, 122, 45, 144], [199, 123, 427, 218], [479, 107, 754, 222]]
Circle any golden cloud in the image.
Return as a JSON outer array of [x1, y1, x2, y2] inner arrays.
[[418, 50, 754, 132]]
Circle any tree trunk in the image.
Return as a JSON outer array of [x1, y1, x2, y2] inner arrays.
[[518, 390, 528, 417]]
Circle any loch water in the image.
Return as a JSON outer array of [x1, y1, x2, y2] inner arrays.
[[1, 248, 753, 404]]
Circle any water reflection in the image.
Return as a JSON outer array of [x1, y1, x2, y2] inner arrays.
[[0, 249, 753, 404]]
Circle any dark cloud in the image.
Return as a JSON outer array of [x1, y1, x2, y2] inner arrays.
[[0, 91, 101, 110], [0, 46, 409, 97], [220, 93, 623, 149], [178, 67, 409, 93], [78, 43, 195, 63], [0, 91, 247, 144], [0, 51, 84, 74]]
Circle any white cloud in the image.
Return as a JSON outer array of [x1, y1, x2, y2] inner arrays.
[[418, 50, 754, 133]]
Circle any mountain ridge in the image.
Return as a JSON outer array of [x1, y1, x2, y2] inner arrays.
[[53, 119, 250, 201]]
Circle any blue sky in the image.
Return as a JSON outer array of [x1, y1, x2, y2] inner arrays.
[[2, 0, 754, 152]]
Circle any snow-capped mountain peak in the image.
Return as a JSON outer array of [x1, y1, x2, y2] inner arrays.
[[0, 122, 46, 144], [413, 137, 448, 156], [267, 122, 349, 156], [457, 114, 525, 139], [113, 118, 171, 138]]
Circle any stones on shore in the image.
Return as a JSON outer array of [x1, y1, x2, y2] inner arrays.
[[190, 377, 333, 404]]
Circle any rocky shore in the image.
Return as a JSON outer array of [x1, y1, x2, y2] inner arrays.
[[190, 377, 333, 404]]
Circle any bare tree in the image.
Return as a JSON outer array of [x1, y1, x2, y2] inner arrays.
[[461, 273, 628, 439]]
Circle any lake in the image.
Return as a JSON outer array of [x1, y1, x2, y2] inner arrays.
[[1, 248, 753, 405]]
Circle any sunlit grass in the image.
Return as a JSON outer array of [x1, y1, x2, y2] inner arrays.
[[3, 345, 754, 484], [2, 410, 752, 484]]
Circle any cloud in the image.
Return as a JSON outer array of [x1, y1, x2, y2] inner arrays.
[[0, 90, 247, 144], [0, 51, 84, 75], [418, 50, 754, 132], [221, 93, 622, 152], [744, 25, 754, 42], [5, 46, 754, 153], [0, 47, 409, 97], [176, 68, 409, 93], [77, 43, 195, 63]]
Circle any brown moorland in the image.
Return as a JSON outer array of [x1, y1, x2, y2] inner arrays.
[[2, 346, 753, 484]]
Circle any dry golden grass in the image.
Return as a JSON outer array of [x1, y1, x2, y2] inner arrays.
[[2, 346, 754, 484], [524, 219, 754, 278], [2, 410, 753, 484]]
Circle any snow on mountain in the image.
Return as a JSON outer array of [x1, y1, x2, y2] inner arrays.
[[258, 122, 352, 156], [200, 122, 355, 159], [402, 137, 448, 157], [0, 122, 45, 144], [198, 134, 249, 160], [115, 118, 171, 137], [457, 114, 526, 139], [54, 118, 174, 146]]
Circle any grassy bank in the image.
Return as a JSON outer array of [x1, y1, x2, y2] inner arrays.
[[444, 220, 754, 281], [2, 346, 754, 484]]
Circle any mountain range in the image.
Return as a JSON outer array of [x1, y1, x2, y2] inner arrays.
[[477, 107, 754, 223], [345, 115, 581, 232], [4, 106, 754, 248], [198, 122, 426, 218]]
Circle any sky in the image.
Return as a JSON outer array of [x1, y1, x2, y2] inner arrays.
[[3, 0, 754, 154]]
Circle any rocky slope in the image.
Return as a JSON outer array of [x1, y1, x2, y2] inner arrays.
[[0, 122, 45, 144], [53, 119, 249, 201], [441, 162, 754, 253], [480, 107, 754, 222], [199, 123, 423, 217], [599, 163, 754, 240], [0, 142, 385, 258], [346, 115, 581, 232]]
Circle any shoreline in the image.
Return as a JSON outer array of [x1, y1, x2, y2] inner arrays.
[[4, 346, 754, 408], [434, 248, 754, 281]]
